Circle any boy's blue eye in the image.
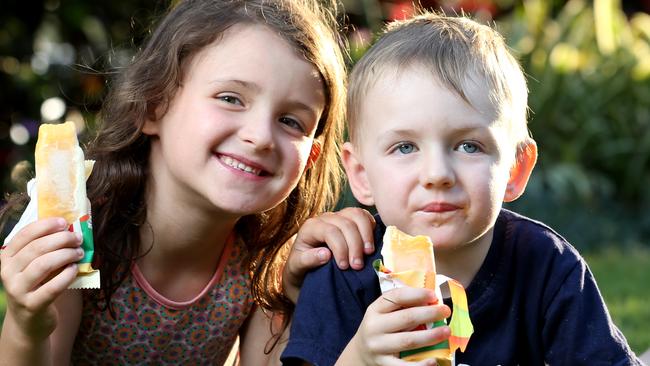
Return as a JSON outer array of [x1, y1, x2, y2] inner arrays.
[[397, 142, 415, 154], [459, 142, 479, 153]]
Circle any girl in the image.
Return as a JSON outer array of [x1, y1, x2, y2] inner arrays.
[[0, 0, 375, 364]]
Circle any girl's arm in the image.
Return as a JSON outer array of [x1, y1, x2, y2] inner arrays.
[[238, 306, 287, 366], [0, 291, 81, 366], [282, 207, 376, 303], [0, 218, 83, 366], [50, 290, 82, 365]]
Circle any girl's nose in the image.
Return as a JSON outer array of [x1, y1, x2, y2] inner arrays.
[[238, 112, 275, 151], [419, 151, 455, 189]]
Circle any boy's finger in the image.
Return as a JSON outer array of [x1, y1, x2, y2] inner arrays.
[[372, 287, 438, 313], [338, 207, 376, 255], [381, 304, 451, 333], [379, 325, 451, 355], [2, 217, 68, 257]]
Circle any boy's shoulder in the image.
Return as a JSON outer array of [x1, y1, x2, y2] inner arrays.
[[496, 208, 583, 261]]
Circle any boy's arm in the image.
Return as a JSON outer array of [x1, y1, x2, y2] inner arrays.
[[542, 260, 643, 365], [281, 256, 374, 366]]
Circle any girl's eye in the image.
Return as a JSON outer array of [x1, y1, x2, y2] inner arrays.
[[217, 95, 243, 106], [458, 142, 481, 153], [280, 116, 306, 133], [395, 142, 416, 154]]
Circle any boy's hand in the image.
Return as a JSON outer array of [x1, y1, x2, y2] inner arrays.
[[283, 207, 375, 303], [339, 287, 451, 366], [0, 217, 83, 341]]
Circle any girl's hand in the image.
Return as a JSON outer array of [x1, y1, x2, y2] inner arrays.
[[338, 287, 451, 366], [0, 217, 83, 342], [283, 207, 375, 303]]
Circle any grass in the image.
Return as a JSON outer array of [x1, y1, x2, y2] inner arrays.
[[0, 247, 648, 356], [584, 246, 650, 355]]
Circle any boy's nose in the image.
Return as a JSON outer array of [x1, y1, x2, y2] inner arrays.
[[419, 153, 455, 189]]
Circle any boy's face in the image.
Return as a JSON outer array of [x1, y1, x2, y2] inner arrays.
[[344, 66, 532, 253]]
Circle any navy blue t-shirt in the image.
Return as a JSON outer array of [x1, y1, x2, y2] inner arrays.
[[281, 209, 643, 366]]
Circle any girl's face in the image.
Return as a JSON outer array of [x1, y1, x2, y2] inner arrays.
[[143, 24, 325, 218]]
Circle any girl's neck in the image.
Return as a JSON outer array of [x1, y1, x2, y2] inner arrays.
[[135, 191, 241, 301]]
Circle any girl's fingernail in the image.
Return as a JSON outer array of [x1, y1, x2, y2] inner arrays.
[[317, 248, 328, 261], [75, 232, 83, 244], [352, 258, 362, 266], [338, 260, 348, 268], [58, 218, 68, 228], [364, 242, 373, 250], [77, 248, 84, 257]]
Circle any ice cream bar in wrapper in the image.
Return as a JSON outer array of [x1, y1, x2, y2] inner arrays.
[[2, 121, 100, 289], [373, 226, 473, 366]]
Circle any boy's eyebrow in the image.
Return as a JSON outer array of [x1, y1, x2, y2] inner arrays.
[[381, 123, 490, 137]]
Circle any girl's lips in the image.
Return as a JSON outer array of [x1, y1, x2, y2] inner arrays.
[[421, 202, 460, 213], [217, 153, 271, 176]]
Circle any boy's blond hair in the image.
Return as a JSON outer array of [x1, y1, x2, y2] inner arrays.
[[348, 11, 530, 151]]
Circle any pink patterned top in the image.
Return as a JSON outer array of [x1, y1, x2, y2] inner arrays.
[[71, 235, 253, 365]]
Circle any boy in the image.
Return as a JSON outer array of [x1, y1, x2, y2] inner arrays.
[[281, 11, 643, 366]]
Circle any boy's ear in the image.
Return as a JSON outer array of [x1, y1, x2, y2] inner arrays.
[[504, 140, 538, 202], [341, 142, 375, 206]]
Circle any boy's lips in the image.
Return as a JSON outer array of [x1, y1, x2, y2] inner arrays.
[[420, 202, 460, 213], [217, 153, 271, 176]]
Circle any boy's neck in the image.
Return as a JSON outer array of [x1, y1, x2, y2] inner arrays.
[[435, 226, 494, 293]]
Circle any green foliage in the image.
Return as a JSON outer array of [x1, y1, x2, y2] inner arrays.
[[0, 286, 5, 324], [499, 0, 650, 250], [585, 246, 650, 354]]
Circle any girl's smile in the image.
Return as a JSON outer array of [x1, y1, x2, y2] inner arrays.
[[217, 153, 269, 177], [143, 24, 325, 217]]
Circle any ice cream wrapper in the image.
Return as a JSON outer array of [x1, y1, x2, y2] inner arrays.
[[3, 179, 100, 289], [374, 226, 473, 365]]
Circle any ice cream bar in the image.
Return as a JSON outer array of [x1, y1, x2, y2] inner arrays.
[[35, 121, 100, 288], [374, 226, 473, 365]]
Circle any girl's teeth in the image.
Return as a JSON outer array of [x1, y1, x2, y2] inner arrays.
[[222, 156, 262, 175]]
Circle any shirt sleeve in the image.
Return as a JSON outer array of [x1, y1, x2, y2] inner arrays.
[[542, 259, 643, 365], [281, 258, 379, 366]]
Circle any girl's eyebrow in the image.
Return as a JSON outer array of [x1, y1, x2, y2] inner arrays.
[[210, 79, 261, 92]]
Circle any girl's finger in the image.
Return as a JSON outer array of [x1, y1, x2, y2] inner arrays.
[[17, 247, 84, 294], [320, 212, 367, 270], [338, 207, 376, 255], [9, 230, 81, 275], [25, 262, 78, 309], [2, 218, 69, 257]]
